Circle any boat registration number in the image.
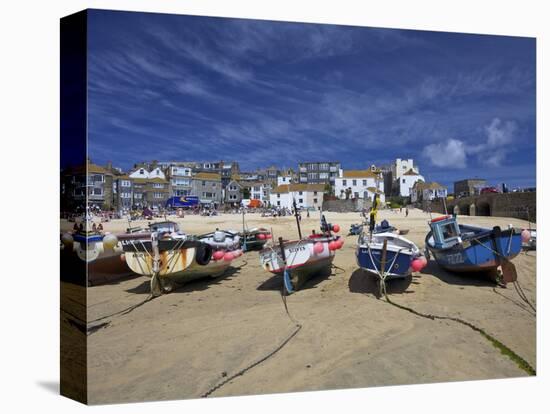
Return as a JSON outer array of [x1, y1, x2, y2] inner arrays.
[[445, 253, 464, 265]]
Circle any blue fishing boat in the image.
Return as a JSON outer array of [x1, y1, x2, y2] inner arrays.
[[356, 231, 422, 279], [425, 215, 521, 283]]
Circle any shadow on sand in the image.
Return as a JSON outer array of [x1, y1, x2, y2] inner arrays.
[[256, 267, 333, 292], [348, 268, 413, 299], [420, 260, 497, 287], [124, 264, 245, 295]]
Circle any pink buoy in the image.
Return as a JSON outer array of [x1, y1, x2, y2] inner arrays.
[[258, 233, 266, 240], [329, 241, 338, 251], [521, 229, 531, 243], [313, 242, 324, 254], [213, 250, 225, 261], [411, 259, 423, 272], [332, 224, 340, 233], [265, 233, 272, 239], [223, 252, 234, 261], [337, 238, 344, 249], [232, 249, 243, 258]]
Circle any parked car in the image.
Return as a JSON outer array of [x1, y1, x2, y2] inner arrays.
[[480, 187, 499, 194]]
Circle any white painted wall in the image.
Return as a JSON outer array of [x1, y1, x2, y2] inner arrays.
[[277, 176, 292, 186], [334, 176, 384, 199], [269, 189, 322, 209], [399, 174, 424, 197]]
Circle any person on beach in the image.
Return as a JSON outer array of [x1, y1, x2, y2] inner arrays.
[[405, 207, 409, 217]]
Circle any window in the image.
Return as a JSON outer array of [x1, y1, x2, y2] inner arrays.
[[277, 201, 281, 206], [299, 198, 303, 203], [277, 194, 280, 198], [342, 180, 347, 186], [121, 180, 131, 187], [134, 193, 142, 199], [153, 183, 164, 188], [121, 192, 131, 198], [362, 180, 367, 186], [354, 192, 359, 198], [92, 188, 102, 196], [154, 192, 163, 199], [140, 169, 145, 175], [352, 179, 357, 186], [202, 181, 206, 186], [313, 191, 318, 195], [313, 198, 318, 203], [441, 223, 458, 239], [299, 191, 303, 195], [402, 179, 406, 183]]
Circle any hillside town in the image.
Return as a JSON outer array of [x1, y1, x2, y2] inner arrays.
[[61, 157, 462, 214]]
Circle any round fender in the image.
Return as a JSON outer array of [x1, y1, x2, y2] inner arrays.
[[195, 243, 213, 266]]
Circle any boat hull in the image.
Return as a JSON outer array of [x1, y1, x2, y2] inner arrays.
[[356, 247, 414, 279], [425, 227, 522, 273], [259, 237, 336, 290], [124, 246, 232, 284]]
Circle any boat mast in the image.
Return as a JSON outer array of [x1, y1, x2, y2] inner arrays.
[[292, 197, 302, 239]]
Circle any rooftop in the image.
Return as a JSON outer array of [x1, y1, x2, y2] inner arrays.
[[272, 183, 325, 194], [341, 170, 379, 178]]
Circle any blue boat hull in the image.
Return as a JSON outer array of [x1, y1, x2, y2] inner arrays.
[[356, 247, 413, 279], [426, 227, 521, 273]]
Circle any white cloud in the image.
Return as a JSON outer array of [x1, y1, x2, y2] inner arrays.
[[485, 118, 516, 148], [423, 118, 518, 169], [423, 138, 467, 168]]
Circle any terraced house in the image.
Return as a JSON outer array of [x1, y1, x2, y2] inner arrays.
[[191, 172, 222, 207], [61, 159, 114, 211], [128, 166, 171, 209], [269, 183, 325, 210], [334, 168, 385, 202]]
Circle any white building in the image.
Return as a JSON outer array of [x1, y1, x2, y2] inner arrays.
[[129, 166, 166, 180], [398, 169, 425, 197], [269, 184, 325, 210], [277, 174, 293, 186], [411, 181, 448, 203], [334, 169, 385, 202], [392, 158, 419, 180]]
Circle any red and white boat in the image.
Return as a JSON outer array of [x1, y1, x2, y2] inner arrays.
[[259, 206, 343, 293]]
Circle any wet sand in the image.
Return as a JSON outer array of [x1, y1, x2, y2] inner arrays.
[[63, 209, 536, 404]]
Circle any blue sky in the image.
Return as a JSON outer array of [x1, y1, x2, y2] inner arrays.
[[87, 9, 536, 189]]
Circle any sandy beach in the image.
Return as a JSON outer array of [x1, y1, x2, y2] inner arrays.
[[62, 208, 536, 404]]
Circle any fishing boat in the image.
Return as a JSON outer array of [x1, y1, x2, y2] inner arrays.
[[425, 214, 522, 283], [60, 213, 132, 285], [240, 227, 272, 251], [259, 201, 343, 293], [355, 194, 425, 286], [120, 221, 241, 295], [356, 231, 423, 280]]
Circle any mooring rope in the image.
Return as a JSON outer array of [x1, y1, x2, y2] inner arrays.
[[373, 287, 535, 375], [200, 269, 302, 398], [512, 280, 536, 313], [491, 287, 535, 317], [201, 242, 304, 398]]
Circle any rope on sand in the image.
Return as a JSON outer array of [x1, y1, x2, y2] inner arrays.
[[377, 292, 535, 376], [201, 266, 302, 398]]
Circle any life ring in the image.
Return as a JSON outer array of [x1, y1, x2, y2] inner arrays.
[[195, 243, 213, 266]]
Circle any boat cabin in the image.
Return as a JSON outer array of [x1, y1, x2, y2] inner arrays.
[[149, 221, 180, 234], [429, 215, 461, 249]]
